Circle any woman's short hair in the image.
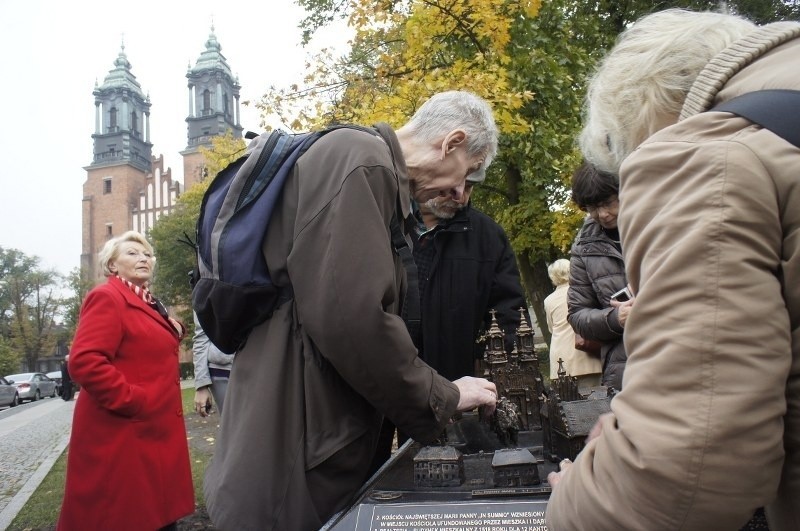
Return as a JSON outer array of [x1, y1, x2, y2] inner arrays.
[[579, 8, 755, 174], [571, 162, 619, 209], [548, 259, 571, 287], [98, 231, 155, 277], [403, 91, 499, 170]]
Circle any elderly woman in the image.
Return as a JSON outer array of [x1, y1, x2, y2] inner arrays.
[[567, 163, 633, 391], [547, 9, 800, 531], [58, 231, 194, 531], [544, 258, 601, 389]]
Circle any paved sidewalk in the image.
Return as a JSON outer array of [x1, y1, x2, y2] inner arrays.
[[0, 398, 75, 530], [0, 382, 194, 530]]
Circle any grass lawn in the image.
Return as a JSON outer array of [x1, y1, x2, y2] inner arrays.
[[8, 387, 216, 531]]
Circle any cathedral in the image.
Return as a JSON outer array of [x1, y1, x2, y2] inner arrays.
[[81, 27, 243, 282]]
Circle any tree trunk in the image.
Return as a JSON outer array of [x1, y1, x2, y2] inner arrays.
[[517, 252, 553, 348], [502, 162, 554, 347]]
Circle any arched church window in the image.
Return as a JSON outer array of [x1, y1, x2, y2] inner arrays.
[[109, 107, 118, 132], [131, 111, 138, 135]]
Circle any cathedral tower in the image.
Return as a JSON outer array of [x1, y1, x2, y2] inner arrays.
[[82, 44, 180, 282], [182, 26, 243, 190]]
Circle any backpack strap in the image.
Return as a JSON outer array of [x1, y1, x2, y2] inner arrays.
[[711, 89, 800, 149], [390, 214, 421, 338]]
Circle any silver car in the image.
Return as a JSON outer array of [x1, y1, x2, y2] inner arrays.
[[46, 370, 63, 395], [0, 376, 19, 408], [5, 372, 57, 402]]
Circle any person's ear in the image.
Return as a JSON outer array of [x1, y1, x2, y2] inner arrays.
[[439, 130, 466, 159]]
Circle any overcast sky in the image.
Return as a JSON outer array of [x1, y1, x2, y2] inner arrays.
[[0, 0, 349, 277]]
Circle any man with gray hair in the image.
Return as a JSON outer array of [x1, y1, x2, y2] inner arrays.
[[204, 91, 501, 531], [370, 155, 528, 472], [409, 167, 527, 382], [547, 9, 800, 531]]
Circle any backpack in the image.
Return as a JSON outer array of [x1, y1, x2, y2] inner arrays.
[[192, 125, 419, 354]]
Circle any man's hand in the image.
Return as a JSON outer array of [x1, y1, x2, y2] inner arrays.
[[453, 376, 498, 415]]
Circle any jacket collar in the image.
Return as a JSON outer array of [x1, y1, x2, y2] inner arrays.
[[107, 276, 176, 337], [374, 122, 411, 221], [681, 22, 800, 119], [576, 218, 622, 255], [437, 204, 472, 232], [412, 204, 473, 238]]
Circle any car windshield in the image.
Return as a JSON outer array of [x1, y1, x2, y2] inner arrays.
[[47, 371, 61, 379], [5, 373, 34, 382]]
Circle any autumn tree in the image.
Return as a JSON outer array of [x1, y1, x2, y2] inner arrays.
[[266, 0, 796, 345], [0, 336, 20, 376], [0, 247, 63, 370], [62, 266, 94, 339], [265, 0, 574, 343]]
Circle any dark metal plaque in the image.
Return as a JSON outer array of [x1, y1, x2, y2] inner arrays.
[[323, 414, 554, 531], [332, 499, 549, 531]]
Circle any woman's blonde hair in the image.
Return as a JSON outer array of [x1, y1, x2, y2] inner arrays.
[[98, 231, 155, 277], [580, 8, 755, 174], [548, 258, 571, 287]]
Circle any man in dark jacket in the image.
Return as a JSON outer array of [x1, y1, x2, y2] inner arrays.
[[411, 173, 527, 380], [59, 355, 75, 401], [370, 172, 527, 472]]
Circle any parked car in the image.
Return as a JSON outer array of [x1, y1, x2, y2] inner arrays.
[[5, 372, 57, 402], [46, 370, 63, 395], [0, 376, 19, 408]]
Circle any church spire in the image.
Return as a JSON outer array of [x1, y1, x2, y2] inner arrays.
[[89, 43, 152, 172], [182, 23, 243, 189]]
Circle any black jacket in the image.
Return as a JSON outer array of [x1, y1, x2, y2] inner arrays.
[[568, 216, 627, 390], [412, 205, 527, 380]]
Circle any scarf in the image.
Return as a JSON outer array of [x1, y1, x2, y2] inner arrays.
[[115, 275, 155, 304]]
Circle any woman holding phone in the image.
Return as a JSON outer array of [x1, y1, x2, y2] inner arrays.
[[567, 163, 634, 391]]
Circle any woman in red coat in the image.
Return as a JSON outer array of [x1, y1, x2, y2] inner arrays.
[[58, 231, 194, 531]]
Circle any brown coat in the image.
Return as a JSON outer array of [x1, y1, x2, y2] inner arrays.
[[547, 23, 800, 530], [203, 124, 460, 530]]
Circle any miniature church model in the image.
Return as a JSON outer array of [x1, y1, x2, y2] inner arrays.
[[483, 309, 545, 431]]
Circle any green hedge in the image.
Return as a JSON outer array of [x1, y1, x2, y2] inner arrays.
[[180, 362, 195, 380]]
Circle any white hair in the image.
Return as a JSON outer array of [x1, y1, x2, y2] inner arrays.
[[580, 9, 755, 174], [403, 91, 499, 169], [548, 258, 571, 287], [98, 230, 155, 277]]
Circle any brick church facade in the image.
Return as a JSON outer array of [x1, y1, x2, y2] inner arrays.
[[81, 27, 243, 282]]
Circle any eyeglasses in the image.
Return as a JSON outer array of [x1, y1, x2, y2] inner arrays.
[[584, 197, 619, 214]]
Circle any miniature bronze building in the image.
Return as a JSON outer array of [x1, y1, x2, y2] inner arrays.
[[413, 446, 465, 487], [491, 448, 540, 487], [483, 309, 545, 431], [543, 363, 613, 461]]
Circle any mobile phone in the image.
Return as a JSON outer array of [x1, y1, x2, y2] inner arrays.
[[610, 286, 632, 302]]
